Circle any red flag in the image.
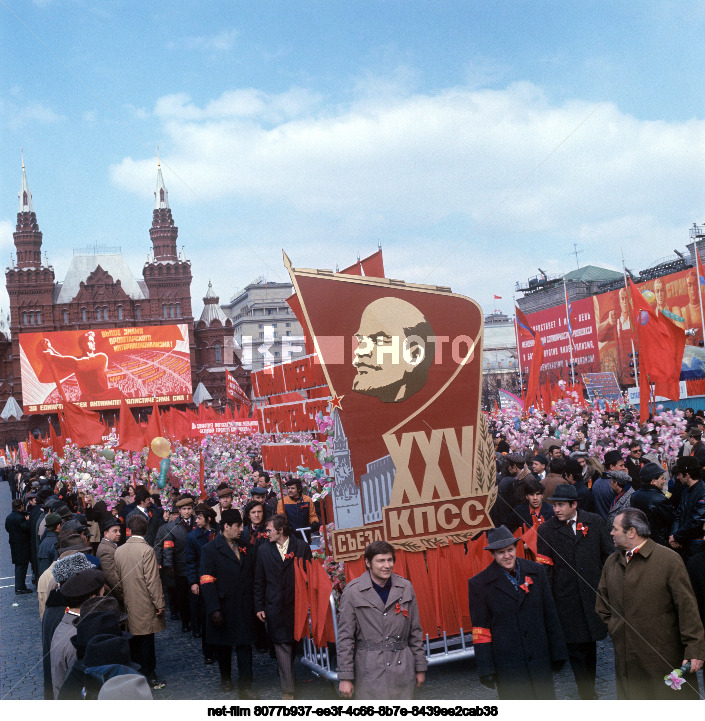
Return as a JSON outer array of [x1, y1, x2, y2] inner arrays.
[[629, 279, 685, 419], [515, 306, 544, 408], [60, 401, 106, 448], [359, 249, 385, 278], [293, 559, 309, 641], [199, 449, 207, 500], [494, 294, 502, 300], [117, 398, 145, 452]]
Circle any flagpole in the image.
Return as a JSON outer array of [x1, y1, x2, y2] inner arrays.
[[563, 278, 576, 385], [513, 295, 525, 398], [695, 237, 705, 344], [622, 252, 639, 389]]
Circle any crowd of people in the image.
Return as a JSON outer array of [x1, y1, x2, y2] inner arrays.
[[4, 460, 321, 700], [5, 402, 705, 702]]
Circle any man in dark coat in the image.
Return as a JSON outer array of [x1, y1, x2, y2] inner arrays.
[[563, 459, 595, 512], [536, 484, 614, 699], [125, 485, 165, 547], [491, 453, 536, 527], [468, 526, 568, 700], [27, 492, 43, 584], [5, 498, 32, 593], [592, 449, 624, 519], [597, 508, 705, 699], [630, 462, 674, 546], [254, 513, 312, 700], [199, 508, 257, 698], [505, 479, 553, 533], [162, 495, 196, 632], [670, 456, 705, 558], [185, 503, 217, 661], [37, 512, 63, 576]]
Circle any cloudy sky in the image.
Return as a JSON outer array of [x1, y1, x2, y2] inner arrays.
[[4, 1, 705, 319]]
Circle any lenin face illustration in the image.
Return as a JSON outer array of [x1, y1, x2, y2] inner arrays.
[[352, 297, 434, 403]]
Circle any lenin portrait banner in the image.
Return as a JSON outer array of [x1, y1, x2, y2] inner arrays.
[[19, 323, 192, 414], [519, 266, 705, 391], [284, 254, 497, 560]]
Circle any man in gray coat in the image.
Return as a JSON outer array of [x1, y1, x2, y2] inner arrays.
[[337, 541, 426, 700]]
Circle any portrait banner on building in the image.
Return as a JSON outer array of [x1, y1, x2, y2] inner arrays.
[[19, 323, 192, 414], [519, 264, 705, 391], [283, 253, 496, 560]]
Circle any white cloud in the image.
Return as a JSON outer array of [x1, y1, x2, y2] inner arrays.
[[170, 29, 239, 53], [111, 79, 705, 313]]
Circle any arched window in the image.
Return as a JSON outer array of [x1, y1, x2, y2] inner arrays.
[[117, 306, 123, 320], [29, 313, 35, 326], [22, 312, 27, 325], [103, 307, 109, 321], [135, 306, 141, 320], [62, 310, 69, 325], [176, 303, 181, 317], [36, 311, 41, 325], [163, 305, 168, 319], [81, 308, 87, 322], [170, 305, 175, 318], [214, 343, 222, 363], [95, 308, 101, 321]]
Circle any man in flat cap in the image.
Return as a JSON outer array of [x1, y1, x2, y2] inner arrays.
[[468, 526, 567, 699], [536, 484, 613, 699], [592, 449, 625, 519], [213, 484, 234, 524], [96, 516, 123, 605], [162, 494, 196, 632]]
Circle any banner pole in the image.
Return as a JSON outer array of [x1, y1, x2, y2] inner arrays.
[[513, 294, 525, 399]]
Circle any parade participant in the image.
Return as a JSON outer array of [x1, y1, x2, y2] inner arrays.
[[337, 540, 426, 700], [49, 568, 106, 697], [607, 470, 634, 525], [531, 454, 548, 481], [255, 473, 278, 516], [213, 483, 234, 524], [536, 484, 613, 699], [241, 499, 270, 550], [670, 455, 705, 558], [254, 514, 312, 700], [37, 512, 62, 576], [492, 453, 535, 527], [5, 498, 32, 594], [540, 456, 566, 499], [505, 478, 553, 533], [154, 504, 179, 620], [597, 508, 705, 699], [630, 462, 674, 546], [114, 512, 166, 690], [185, 503, 217, 663], [96, 517, 123, 604], [592, 449, 624, 519], [688, 428, 705, 467], [200, 508, 258, 698], [687, 521, 705, 628], [163, 495, 196, 631], [468, 526, 567, 700], [125, 485, 164, 546], [276, 478, 320, 537], [625, 442, 643, 488], [562, 458, 595, 511]]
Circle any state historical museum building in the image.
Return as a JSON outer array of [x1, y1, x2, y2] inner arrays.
[[1, 161, 249, 445]]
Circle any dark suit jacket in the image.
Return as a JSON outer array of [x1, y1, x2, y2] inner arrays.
[[536, 510, 613, 643], [253, 535, 312, 643], [468, 559, 567, 700], [199, 534, 255, 647]]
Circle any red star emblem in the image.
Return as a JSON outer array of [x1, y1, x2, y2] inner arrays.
[[329, 394, 344, 411]]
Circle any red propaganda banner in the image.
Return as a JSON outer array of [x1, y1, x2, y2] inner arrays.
[[283, 253, 496, 559], [521, 265, 705, 390], [225, 371, 252, 407], [19, 324, 192, 414], [190, 420, 259, 436]]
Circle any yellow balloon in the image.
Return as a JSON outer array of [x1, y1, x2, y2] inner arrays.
[[150, 436, 171, 458], [641, 289, 656, 307]]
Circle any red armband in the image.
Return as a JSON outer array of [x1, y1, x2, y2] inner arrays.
[[472, 627, 492, 644], [163, 540, 174, 548], [200, 574, 216, 584], [535, 554, 553, 565]]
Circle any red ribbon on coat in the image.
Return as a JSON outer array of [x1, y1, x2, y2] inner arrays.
[[519, 576, 533, 593], [395, 602, 408, 617]]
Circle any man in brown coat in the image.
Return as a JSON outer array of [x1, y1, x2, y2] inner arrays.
[[337, 541, 426, 700], [114, 512, 166, 690], [597, 508, 705, 699], [96, 516, 123, 605]]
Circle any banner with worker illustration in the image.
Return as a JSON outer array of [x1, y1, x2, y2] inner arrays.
[[19, 323, 192, 414]]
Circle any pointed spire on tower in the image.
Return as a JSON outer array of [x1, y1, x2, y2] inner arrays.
[[154, 148, 169, 210], [18, 150, 34, 213]]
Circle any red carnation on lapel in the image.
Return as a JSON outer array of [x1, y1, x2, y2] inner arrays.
[[576, 522, 588, 537], [284, 551, 294, 560], [395, 602, 408, 617], [520, 576, 533, 593]]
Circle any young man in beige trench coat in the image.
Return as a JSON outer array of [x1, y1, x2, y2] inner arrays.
[[337, 541, 426, 700]]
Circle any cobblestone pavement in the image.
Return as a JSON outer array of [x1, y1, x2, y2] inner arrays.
[[2, 478, 696, 703]]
